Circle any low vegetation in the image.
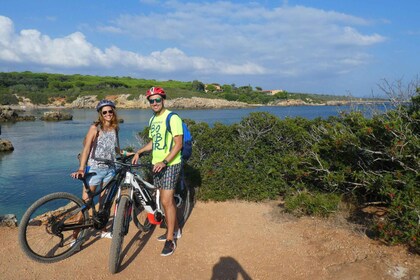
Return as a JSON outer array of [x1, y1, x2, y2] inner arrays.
[[135, 80, 419, 251], [0, 71, 359, 105]]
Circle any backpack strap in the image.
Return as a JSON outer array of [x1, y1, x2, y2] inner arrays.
[[115, 127, 120, 150], [166, 112, 177, 151], [90, 124, 101, 160], [149, 114, 157, 150]]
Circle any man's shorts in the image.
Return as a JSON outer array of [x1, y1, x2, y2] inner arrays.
[[153, 163, 182, 190], [85, 167, 115, 187]]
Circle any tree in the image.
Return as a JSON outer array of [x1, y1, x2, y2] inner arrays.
[[191, 80, 205, 92], [205, 84, 217, 93]]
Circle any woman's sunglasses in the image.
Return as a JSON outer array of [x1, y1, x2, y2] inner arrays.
[[102, 110, 114, 115], [149, 97, 162, 104]]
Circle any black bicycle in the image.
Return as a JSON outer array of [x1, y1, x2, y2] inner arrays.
[[18, 155, 192, 266]]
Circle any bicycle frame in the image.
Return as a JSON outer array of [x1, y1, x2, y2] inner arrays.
[[56, 165, 127, 234], [115, 170, 163, 225]]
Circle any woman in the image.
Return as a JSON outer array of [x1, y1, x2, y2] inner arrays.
[[70, 99, 126, 242]]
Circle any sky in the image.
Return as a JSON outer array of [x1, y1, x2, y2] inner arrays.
[[0, 0, 419, 97]]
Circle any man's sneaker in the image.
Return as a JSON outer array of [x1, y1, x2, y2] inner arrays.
[[157, 228, 182, 242], [161, 240, 176, 256]]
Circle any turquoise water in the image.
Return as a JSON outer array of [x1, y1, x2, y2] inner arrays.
[[0, 105, 384, 219]]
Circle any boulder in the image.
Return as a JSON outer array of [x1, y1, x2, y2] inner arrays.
[[0, 214, 18, 227], [40, 111, 73, 121], [0, 138, 14, 152], [70, 95, 98, 109], [0, 106, 36, 122]]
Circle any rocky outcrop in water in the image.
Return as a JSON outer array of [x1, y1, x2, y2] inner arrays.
[[40, 111, 73, 121], [0, 107, 36, 122], [0, 139, 14, 152]]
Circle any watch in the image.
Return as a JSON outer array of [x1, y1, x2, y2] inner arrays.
[[162, 159, 169, 166]]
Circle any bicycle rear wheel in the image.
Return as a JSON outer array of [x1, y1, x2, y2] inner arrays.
[[175, 179, 191, 227], [18, 192, 89, 263], [109, 195, 131, 274]]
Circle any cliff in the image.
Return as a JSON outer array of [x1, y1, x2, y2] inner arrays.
[[71, 95, 254, 109], [10, 94, 362, 110]]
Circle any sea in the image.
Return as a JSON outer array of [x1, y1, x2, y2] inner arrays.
[[0, 104, 387, 220]]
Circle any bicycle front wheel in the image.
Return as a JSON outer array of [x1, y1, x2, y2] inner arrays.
[[18, 192, 89, 263], [109, 195, 131, 274]]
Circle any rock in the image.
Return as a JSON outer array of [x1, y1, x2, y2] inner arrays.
[[70, 95, 98, 109], [0, 139, 14, 152], [40, 111, 73, 121], [269, 99, 309, 106], [69, 95, 254, 109], [0, 106, 36, 122], [0, 214, 18, 227], [166, 97, 252, 109]]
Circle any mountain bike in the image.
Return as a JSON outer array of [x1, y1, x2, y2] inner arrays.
[[17, 156, 134, 263], [107, 157, 191, 274]]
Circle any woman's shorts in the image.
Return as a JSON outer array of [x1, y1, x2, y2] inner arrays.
[[153, 163, 182, 190], [85, 167, 115, 187]]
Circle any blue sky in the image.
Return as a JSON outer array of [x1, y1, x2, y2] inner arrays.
[[0, 0, 419, 97]]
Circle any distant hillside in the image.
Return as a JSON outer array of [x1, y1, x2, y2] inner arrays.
[[0, 71, 374, 106]]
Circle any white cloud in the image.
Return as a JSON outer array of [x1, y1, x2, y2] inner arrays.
[[0, 15, 264, 75], [0, 1, 389, 92], [104, 1, 386, 78]]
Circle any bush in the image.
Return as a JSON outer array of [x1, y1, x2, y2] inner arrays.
[[284, 191, 341, 217], [0, 93, 19, 105], [133, 87, 419, 251]]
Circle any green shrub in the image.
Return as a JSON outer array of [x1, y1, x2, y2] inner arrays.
[[284, 191, 341, 217], [130, 89, 419, 250], [0, 92, 19, 105]]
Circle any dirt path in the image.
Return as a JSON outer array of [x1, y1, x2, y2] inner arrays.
[[1, 201, 419, 280]]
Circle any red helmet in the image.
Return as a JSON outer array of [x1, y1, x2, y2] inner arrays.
[[146, 87, 166, 99]]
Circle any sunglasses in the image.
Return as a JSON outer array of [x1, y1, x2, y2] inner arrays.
[[149, 97, 162, 104], [102, 110, 114, 115]]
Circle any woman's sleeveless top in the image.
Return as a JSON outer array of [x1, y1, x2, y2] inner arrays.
[[88, 129, 117, 169]]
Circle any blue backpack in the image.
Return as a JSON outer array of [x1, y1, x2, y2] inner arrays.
[[166, 112, 193, 161]]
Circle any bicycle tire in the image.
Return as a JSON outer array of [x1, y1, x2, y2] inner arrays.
[[132, 198, 153, 232], [176, 180, 192, 227], [18, 192, 89, 263], [109, 195, 130, 274]]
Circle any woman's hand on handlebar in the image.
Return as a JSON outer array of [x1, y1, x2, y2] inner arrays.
[[71, 169, 85, 179]]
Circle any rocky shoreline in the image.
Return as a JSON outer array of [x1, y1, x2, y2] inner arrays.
[[6, 94, 364, 111]]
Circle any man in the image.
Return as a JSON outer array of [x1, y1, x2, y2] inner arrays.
[[132, 87, 183, 256]]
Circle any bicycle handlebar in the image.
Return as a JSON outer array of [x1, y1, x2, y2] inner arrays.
[[94, 155, 151, 169]]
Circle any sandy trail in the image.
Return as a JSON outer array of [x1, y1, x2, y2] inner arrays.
[[1, 201, 419, 280]]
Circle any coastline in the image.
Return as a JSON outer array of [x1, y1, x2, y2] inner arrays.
[[4, 95, 385, 111]]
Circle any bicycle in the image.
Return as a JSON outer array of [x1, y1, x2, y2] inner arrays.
[[18, 155, 192, 267], [107, 156, 191, 274]]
